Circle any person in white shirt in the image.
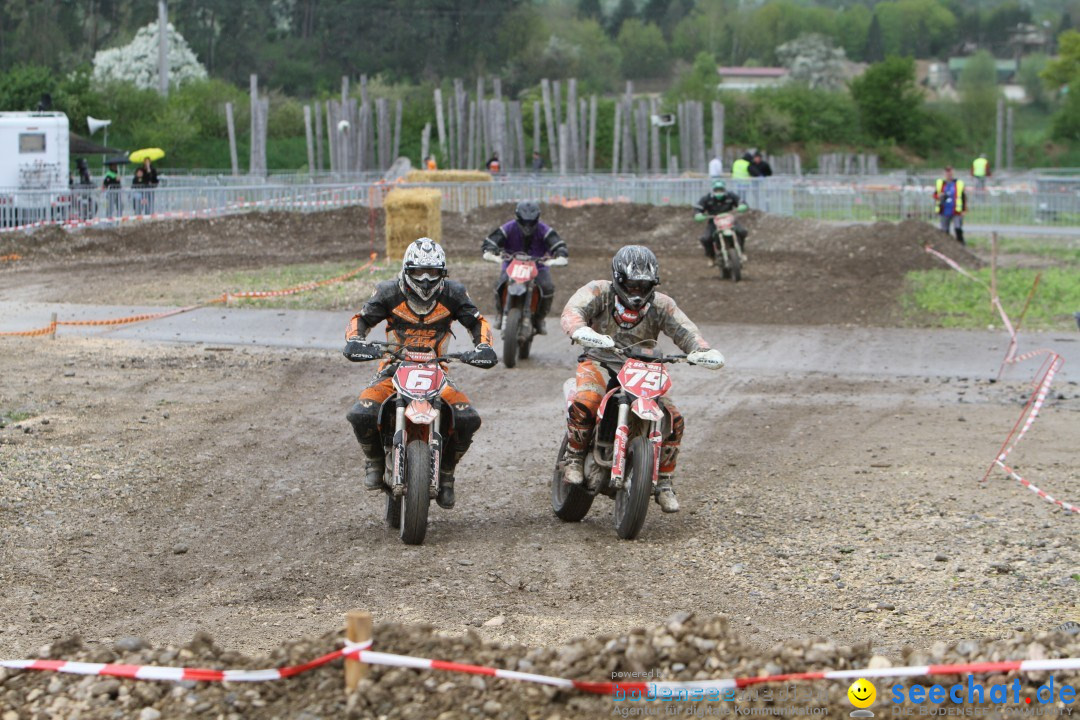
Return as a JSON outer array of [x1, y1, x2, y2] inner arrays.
[[708, 155, 723, 179]]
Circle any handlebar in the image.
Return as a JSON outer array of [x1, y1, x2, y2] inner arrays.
[[483, 251, 558, 265], [356, 340, 465, 364], [582, 344, 687, 365]]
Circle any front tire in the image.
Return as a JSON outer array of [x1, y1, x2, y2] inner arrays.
[[502, 306, 521, 369], [727, 236, 742, 282], [551, 434, 594, 522], [613, 435, 653, 540], [400, 439, 431, 545]]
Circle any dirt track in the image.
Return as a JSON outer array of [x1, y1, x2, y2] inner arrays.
[[0, 206, 1077, 718]]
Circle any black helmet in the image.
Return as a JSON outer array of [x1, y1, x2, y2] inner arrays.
[[515, 200, 541, 237], [611, 245, 659, 311]]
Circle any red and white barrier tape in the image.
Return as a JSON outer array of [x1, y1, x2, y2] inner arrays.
[[3, 638, 1080, 693], [923, 245, 1075, 515]]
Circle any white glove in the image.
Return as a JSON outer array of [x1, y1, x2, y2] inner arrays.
[[572, 326, 615, 349], [687, 348, 725, 369], [546, 256, 568, 267], [482, 251, 502, 263]]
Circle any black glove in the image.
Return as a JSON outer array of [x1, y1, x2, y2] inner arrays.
[[461, 343, 497, 369], [343, 339, 382, 362]]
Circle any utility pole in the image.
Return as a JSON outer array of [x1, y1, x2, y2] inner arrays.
[[158, 1, 169, 97]]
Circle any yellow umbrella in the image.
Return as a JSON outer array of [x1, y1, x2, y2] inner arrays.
[[129, 148, 165, 164]]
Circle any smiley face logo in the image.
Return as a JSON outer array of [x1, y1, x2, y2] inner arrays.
[[848, 678, 876, 709]]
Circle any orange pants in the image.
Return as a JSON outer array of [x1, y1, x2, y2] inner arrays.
[[347, 371, 480, 473], [566, 360, 683, 475]]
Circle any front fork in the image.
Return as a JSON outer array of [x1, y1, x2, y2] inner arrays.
[[390, 398, 443, 499], [610, 399, 664, 491]]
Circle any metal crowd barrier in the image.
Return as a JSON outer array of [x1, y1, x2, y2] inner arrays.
[[1, 177, 1078, 230]]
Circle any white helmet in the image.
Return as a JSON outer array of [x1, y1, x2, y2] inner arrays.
[[399, 237, 447, 313]]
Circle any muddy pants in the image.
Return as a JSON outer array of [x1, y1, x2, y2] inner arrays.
[[566, 359, 683, 477], [346, 368, 481, 475]]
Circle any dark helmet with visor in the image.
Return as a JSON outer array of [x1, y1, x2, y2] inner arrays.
[[514, 200, 541, 237], [611, 245, 659, 311]]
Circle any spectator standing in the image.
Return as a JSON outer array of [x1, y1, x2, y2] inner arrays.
[[971, 153, 991, 191], [708, 155, 723, 180], [132, 167, 150, 215], [531, 151, 544, 173], [934, 166, 967, 245], [102, 162, 122, 219], [748, 152, 773, 177], [485, 152, 500, 173], [139, 157, 159, 214], [731, 153, 751, 179], [425, 155, 438, 170]]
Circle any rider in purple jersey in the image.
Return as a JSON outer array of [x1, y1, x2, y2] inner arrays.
[[481, 200, 568, 335]]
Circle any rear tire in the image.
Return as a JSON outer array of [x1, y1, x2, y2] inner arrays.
[[400, 440, 431, 545], [502, 307, 521, 369], [613, 435, 653, 540], [551, 435, 594, 522]]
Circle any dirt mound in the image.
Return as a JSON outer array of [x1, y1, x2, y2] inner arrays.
[[0, 204, 977, 326], [3, 616, 1077, 718]]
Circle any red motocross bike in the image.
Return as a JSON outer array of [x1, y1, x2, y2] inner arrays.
[[484, 252, 558, 369], [352, 341, 468, 545], [551, 342, 687, 540]]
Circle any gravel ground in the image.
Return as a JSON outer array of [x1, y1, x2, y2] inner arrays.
[[0, 206, 1076, 718]]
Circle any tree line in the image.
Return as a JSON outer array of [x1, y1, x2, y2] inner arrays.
[[1, 0, 1077, 94]]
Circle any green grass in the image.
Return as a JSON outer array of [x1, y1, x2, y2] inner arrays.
[[903, 266, 1080, 329], [0, 410, 33, 426], [964, 235, 1080, 263], [223, 260, 398, 311]]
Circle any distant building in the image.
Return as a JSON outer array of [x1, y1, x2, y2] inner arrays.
[[716, 66, 789, 91], [946, 57, 1018, 85]]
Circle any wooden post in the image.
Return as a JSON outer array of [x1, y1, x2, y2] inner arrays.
[[476, 77, 486, 162], [314, 102, 324, 173], [579, 98, 588, 171], [434, 88, 446, 161], [421, 123, 430, 167], [612, 101, 621, 175], [392, 98, 403, 163], [304, 104, 315, 174], [344, 610, 372, 692], [447, 94, 456, 168], [995, 97, 1004, 174], [552, 79, 562, 138], [512, 101, 526, 170], [1006, 105, 1015, 171], [249, 75, 258, 175], [541, 80, 558, 170], [377, 98, 390, 171], [225, 102, 239, 176], [650, 97, 661, 174], [588, 95, 597, 174], [990, 232, 998, 309], [157, 0, 169, 97], [455, 79, 466, 170], [49, 312, 57, 340], [467, 100, 477, 169], [325, 100, 336, 173], [558, 122, 568, 175], [567, 78, 579, 173], [532, 102, 541, 155]]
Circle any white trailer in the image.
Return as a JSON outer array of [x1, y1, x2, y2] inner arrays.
[[0, 112, 71, 226]]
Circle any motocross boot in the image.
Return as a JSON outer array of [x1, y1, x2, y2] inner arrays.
[[533, 294, 554, 335], [955, 228, 965, 246], [437, 470, 455, 509], [654, 477, 680, 513], [360, 443, 385, 491], [563, 447, 586, 485]]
